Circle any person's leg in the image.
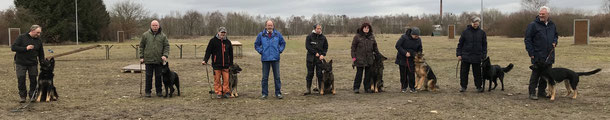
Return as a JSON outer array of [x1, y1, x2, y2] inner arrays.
[[460, 61, 471, 90], [353, 67, 364, 92], [221, 69, 230, 95], [16, 65, 27, 100], [473, 62, 483, 90], [261, 61, 271, 96], [213, 70, 222, 95], [314, 61, 323, 91], [144, 64, 154, 95], [271, 61, 282, 96], [27, 65, 38, 98], [363, 66, 372, 92], [407, 67, 416, 91], [305, 61, 314, 93], [399, 65, 407, 91], [528, 69, 541, 99], [153, 64, 163, 96], [538, 64, 551, 97]]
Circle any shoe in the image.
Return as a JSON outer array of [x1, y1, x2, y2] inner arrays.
[[529, 94, 539, 100], [459, 88, 466, 92], [261, 95, 268, 99], [353, 89, 360, 94], [477, 88, 484, 93], [409, 89, 417, 93], [223, 93, 230, 98], [364, 89, 373, 93], [216, 94, 222, 99], [303, 88, 312, 96], [19, 97, 26, 103], [156, 93, 163, 97], [276, 94, 284, 99], [401, 89, 407, 93], [538, 93, 550, 98], [145, 93, 152, 98]]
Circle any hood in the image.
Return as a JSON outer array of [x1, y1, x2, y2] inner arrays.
[[534, 16, 553, 25]]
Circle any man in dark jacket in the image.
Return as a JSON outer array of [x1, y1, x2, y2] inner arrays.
[[456, 17, 488, 93], [395, 27, 423, 93], [304, 24, 328, 95], [524, 6, 558, 100], [255, 20, 286, 99], [11, 25, 45, 103], [139, 20, 170, 98], [202, 27, 234, 99]]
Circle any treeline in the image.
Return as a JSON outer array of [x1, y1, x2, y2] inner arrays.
[[1, 0, 609, 43]]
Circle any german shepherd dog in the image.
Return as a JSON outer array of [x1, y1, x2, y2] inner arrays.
[[228, 64, 242, 97], [161, 62, 180, 98], [413, 53, 438, 91], [530, 60, 602, 101], [35, 58, 59, 102], [319, 59, 335, 95], [369, 53, 387, 93], [481, 57, 514, 91]]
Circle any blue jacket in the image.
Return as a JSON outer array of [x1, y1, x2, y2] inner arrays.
[[255, 29, 286, 61], [524, 16, 558, 64]]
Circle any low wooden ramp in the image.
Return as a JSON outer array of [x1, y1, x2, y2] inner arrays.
[[121, 64, 145, 73]]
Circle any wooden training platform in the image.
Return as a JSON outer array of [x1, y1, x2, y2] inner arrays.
[[121, 64, 145, 73]]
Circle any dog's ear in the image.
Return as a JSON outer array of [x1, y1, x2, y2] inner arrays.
[[329, 60, 333, 64]]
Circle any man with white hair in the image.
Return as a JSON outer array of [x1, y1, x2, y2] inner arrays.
[[524, 6, 558, 100], [12, 25, 45, 103]]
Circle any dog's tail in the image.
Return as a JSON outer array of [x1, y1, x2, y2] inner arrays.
[[502, 63, 514, 73], [577, 69, 602, 76]]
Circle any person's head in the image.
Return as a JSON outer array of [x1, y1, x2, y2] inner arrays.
[[359, 22, 372, 34], [538, 6, 550, 22], [217, 27, 227, 39], [150, 20, 160, 32], [314, 24, 322, 34], [29, 25, 42, 38], [471, 17, 481, 29], [410, 27, 420, 39], [265, 20, 274, 33]]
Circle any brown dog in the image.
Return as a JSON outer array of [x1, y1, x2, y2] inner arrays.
[[414, 53, 438, 91]]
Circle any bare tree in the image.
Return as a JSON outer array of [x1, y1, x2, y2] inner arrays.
[[521, 0, 550, 12], [109, 1, 149, 39], [603, 0, 610, 13]]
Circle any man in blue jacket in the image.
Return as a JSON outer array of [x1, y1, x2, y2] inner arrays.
[[524, 6, 558, 100], [255, 20, 286, 99]]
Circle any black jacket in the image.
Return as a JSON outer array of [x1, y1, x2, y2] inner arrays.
[[395, 30, 422, 69], [203, 35, 234, 70], [11, 33, 45, 66], [524, 16, 558, 64], [457, 25, 488, 63], [351, 30, 380, 67], [305, 32, 328, 62]]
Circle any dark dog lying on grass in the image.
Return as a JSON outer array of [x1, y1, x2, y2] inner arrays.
[[319, 60, 335, 95], [35, 58, 59, 102], [162, 62, 180, 98], [530, 60, 601, 101], [228, 64, 242, 97], [481, 57, 513, 91]]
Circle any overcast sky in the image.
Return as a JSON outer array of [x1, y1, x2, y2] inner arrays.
[[0, 0, 604, 18]]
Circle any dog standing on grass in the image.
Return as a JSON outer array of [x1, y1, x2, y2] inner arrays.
[[161, 62, 180, 98], [481, 57, 513, 91], [414, 53, 438, 91], [530, 61, 601, 101]]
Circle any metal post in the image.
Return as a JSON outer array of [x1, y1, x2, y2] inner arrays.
[[481, 0, 484, 30], [75, 0, 79, 45]]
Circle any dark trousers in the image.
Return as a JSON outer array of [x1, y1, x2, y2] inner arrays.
[[145, 64, 163, 94], [460, 61, 482, 89], [353, 66, 371, 90], [16, 64, 37, 98], [261, 61, 281, 96], [529, 64, 550, 95], [399, 65, 415, 90], [306, 60, 322, 90]]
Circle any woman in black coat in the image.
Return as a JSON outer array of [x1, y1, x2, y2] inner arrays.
[[351, 23, 380, 93], [395, 27, 422, 93], [456, 17, 487, 92]]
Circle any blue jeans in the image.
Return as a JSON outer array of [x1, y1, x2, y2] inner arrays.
[[261, 61, 281, 96]]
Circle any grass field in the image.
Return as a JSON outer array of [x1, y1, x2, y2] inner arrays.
[[0, 34, 609, 119]]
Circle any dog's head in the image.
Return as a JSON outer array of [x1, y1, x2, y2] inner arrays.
[[161, 61, 170, 74], [230, 63, 242, 74], [321, 59, 333, 72], [40, 58, 55, 73], [414, 52, 425, 63], [530, 60, 552, 73], [482, 56, 491, 68]]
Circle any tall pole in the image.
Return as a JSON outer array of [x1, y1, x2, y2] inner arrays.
[[440, 0, 443, 26], [480, 0, 484, 30], [75, 0, 79, 45]]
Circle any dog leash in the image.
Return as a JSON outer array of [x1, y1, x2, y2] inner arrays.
[[544, 46, 556, 63]]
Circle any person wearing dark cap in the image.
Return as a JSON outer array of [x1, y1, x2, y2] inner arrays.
[[395, 27, 423, 93], [351, 22, 381, 93], [456, 17, 487, 93], [304, 24, 328, 95], [202, 27, 234, 98]]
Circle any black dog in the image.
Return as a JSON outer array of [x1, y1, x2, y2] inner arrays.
[[369, 53, 387, 93], [319, 59, 335, 95], [481, 57, 514, 91], [530, 61, 601, 101], [229, 64, 242, 97], [35, 58, 59, 102], [161, 62, 180, 98]]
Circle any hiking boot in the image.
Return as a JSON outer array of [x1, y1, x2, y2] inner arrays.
[[156, 93, 163, 97], [409, 89, 417, 93], [223, 93, 231, 98], [145, 93, 152, 98], [261, 95, 268, 99], [276, 94, 284, 99], [477, 88, 484, 93], [401, 89, 407, 93], [353, 89, 360, 94], [529, 94, 539, 100], [459, 88, 466, 92], [19, 97, 26, 103]]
